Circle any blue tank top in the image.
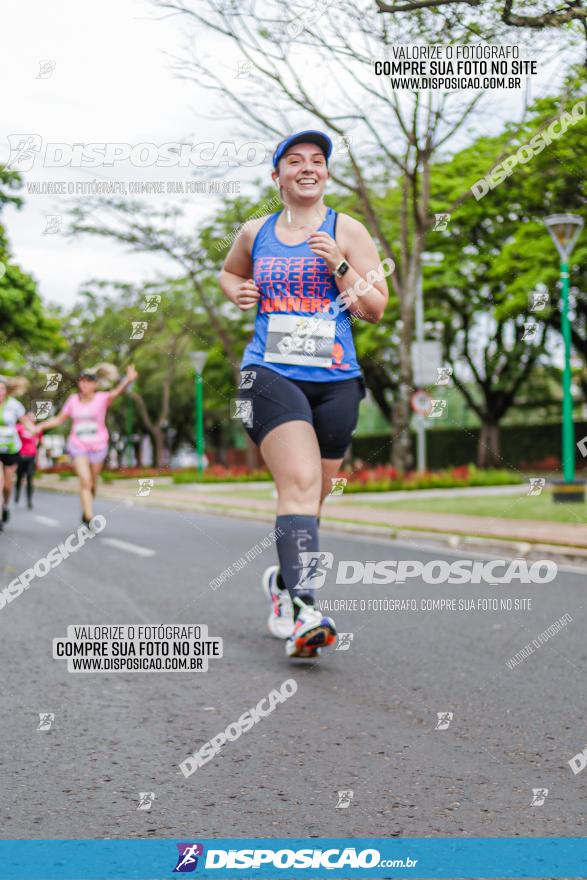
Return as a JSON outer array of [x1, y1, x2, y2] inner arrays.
[[241, 207, 362, 382]]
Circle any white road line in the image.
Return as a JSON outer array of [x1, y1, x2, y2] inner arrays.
[[34, 515, 60, 527], [102, 537, 155, 558]]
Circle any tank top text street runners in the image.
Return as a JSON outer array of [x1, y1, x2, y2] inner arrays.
[[241, 207, 362, 382]]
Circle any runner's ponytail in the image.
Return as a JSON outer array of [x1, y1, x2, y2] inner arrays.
[[88, 363, 120, 389]]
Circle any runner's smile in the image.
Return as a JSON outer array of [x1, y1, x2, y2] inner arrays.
[[296, 174, 319, 189]]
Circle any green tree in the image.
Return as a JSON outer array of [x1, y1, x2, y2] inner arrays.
[[0, 166, 62, 360], [425, 71, 586, 466], [483, 74, 587, 400], [374, 0, 587, 65]]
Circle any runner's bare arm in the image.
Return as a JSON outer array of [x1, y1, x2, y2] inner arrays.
[[308, 214, 389, 323], [32, 407, 69, 433], [107, 365, 138, 405], [19, 414, 37, 433], [219, 219, 265, 311]]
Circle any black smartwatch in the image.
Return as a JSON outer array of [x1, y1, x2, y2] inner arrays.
[[333, 259, 350, 278]]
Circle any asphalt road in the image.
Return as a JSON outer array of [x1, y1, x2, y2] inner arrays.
[[0, 488, 585, 842]]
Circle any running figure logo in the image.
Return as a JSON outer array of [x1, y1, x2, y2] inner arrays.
[[6, 134, 42, 171], [330, 477, 347, 496], [37, 60, 56, 79], [427, 399, 447, 419], [239, 370, 256, 390], [435, 366, 453, 386], [433, 213, 451, 231], [287, 18, 304, 38], [527, 478, 545, 497], [32, 400, 53, 420], [130, 322, 148, 340], [173, 843, 204, 873], [235, 60, 253, 78], [435, 712, 453, 730], [335, 632, 354, 651], [37, 713, 54, 731], [137, 479, 154, 497], [334, 135, 352, 153], [297, 551, 334, 590], [143, 295, 161, 313], [336, 790, 354, 809], [232, 399, 253, 428], [44, 373, 62, 391], [43, 215, 62, 235], [137, 792, 156, 810], [530, 788, 548, 806], [529, 291, 549, 312]]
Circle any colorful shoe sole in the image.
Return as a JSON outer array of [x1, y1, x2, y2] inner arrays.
[[288, 623, 337, 658]]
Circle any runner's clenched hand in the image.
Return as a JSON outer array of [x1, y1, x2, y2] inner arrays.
[[307, 231, 344, 272], [236, 279, 261, 311]]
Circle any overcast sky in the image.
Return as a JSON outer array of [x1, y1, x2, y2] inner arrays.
[[1, 0, 578, 310], [1, 0, 245, 309]]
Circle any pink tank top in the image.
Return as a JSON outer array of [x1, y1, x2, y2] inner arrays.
[[62, 392, 110, 451]]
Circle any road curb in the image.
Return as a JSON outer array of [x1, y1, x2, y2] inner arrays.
[[37, 479, 587, 568]]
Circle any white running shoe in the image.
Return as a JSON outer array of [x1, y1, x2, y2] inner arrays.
[[262, 565, 294, 639], [285, 599, 337, 658]]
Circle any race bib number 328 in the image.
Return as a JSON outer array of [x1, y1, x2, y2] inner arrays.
[[264, 314, 335, 367]]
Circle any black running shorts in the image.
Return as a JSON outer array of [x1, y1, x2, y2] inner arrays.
[[238, 365, 366, 459], [0, 453, 20, 466]]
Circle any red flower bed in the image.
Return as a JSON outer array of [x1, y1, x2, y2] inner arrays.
[[340, 465, 470, 485], [520, 455, 560, 472], [42, 462, 74, 474], [207, 464, 251, 477], [45, 459, 520, 491], [111, 466, 171, 478]]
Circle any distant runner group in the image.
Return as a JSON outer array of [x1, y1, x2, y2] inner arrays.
[[0, 366, 137, 529]]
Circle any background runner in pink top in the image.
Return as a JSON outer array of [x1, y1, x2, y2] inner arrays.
[[16, 423, 41, 458], [61, 391, 110, 452]]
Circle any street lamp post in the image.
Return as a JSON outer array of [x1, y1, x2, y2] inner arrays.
[[189, 352, 208, 475], [412, 252, 444, 471], [544, 214, 584, 501]]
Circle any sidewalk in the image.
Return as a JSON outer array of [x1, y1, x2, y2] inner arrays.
[[37, 474, 587, 560]]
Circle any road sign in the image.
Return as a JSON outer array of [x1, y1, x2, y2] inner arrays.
[[412, 340, 442, 386], [410, 390, 432, 416]]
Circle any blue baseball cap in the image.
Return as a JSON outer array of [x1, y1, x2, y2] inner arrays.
[[272, 130, 333, 169]]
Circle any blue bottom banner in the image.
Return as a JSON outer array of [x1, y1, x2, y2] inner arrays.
[[0, 838, 586, 879]]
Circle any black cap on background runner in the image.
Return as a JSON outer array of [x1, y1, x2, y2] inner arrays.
[[272, 130, 333, 169]]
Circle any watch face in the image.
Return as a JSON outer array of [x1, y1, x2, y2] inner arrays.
[[338, 260, 350, 276]]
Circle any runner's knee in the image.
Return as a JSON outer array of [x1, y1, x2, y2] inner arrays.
[[279, 467, 321, 506]]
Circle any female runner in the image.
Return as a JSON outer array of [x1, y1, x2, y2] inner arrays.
[[219, 130, 389, 658], [15, 412, 42, 509], [38, 365, 138, 525], [0, 378, 37, 530]]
